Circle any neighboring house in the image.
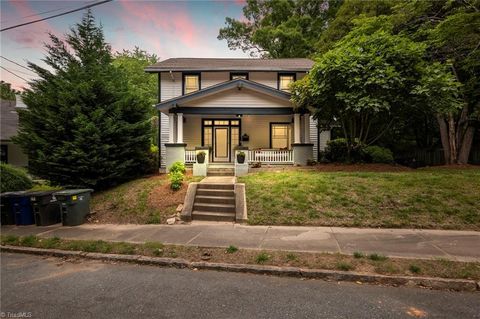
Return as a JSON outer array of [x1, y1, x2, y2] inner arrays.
[[145, 58, 330, 171], [0, 96, 28, 167]]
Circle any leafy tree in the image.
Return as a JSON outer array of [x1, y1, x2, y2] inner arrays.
[[316, 0, 395, 54], [291, 19, 462, 158], [0, 81, 18, 101], [13, 11, 152, 189], [218, 0, 341, 58], [392, 0, 480, 164]]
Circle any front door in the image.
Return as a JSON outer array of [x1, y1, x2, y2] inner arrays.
[[214, 127, 229, 162]]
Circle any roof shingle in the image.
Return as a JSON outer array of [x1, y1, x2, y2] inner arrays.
[[145, 58, 314, 72]]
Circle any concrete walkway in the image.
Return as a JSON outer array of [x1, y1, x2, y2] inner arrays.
[[2, 223, 479, 262]]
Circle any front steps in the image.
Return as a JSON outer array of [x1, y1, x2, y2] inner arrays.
[[192, 183, 236, 222], [207, 167, 234, 176]]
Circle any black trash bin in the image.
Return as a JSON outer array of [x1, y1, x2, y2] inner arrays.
[[29, 190, 61, 226], [1, 192, 16, 225], [10, 191, 35, 225], [54, 189, 93, 226]]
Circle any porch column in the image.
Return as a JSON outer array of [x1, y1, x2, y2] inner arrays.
[[168, 113, 175, 143], [303, 114, 310, 143], [177, 113, 183, 143], [294, 113, 301, 144]]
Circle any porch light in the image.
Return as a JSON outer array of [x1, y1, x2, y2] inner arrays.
[[236, 114, 242, 118]]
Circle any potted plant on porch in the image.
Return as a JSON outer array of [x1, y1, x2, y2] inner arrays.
[[236, 151, 246, 164], [196, 151, 206, 164]]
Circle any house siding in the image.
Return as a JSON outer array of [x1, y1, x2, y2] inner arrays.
[[188, 89, 292, 108], [309, 116, 318, 161], [159, 112, 170, 168], [319, 130, 331, 151]]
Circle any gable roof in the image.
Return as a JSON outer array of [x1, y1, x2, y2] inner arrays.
[[145, 58, 314, 72], [156, 78, 291, 111]]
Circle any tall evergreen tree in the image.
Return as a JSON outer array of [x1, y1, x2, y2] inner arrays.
[[14, 11, 152, 189]]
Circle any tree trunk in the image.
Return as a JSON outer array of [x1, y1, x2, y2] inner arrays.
[[447, 113, 457, 164], [436, 114, 451, 164], [458, 126, 475, 164]]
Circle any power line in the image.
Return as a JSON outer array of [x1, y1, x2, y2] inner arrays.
[[0, 0, 114, 32], [0, 66, 29, 82], [1, 56, 33, 72]]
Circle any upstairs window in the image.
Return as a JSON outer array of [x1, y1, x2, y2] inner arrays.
[[230, 72, 249, 80], [278, 73, 296, 92], [183, 73, 200, 94]]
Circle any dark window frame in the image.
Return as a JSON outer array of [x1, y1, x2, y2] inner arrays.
[[277, 72, 296, 91], [269, 122, 292, 149], [201, 118, 242, 162], [0, 145, 8, 163], [182, 72, 201, 95], [230, 72, 249, 80]]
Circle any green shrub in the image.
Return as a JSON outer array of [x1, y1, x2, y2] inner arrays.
[[169, 171, 184, 191], [169, 161, 186, 174], [353, 251, 364, 259], [226, 245, 238, 254], [336, 261, 354, 271], [369, 253, 388, 261], [409, 264, 421, 274], [255, 252, 270, 264], [324, 139, 363, 163], [363, 146, 394, 163], [0, 163, 33, 192]]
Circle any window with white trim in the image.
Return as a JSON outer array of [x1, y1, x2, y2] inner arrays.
[[278, 74, 295, 92], [271, 123, 291, 149], [183, 74, 199, 94]]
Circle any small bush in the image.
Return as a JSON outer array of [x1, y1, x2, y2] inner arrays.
[[353, 251, 364, 259], [409, 265, 421, 274], [41, 236, 61, 249], [369, 253, 388, 261], [226, 245, 238, 254], [363, 146, 394, 163], [255, 252, 270, 264], [2, 234, 19, 245], [169, 161, 186, 174], [324, 139, 363, 163], [0, 163, 33, 192], [144, 241, 164, 256], [336, 262, 354, 271], [169, 171, 184, 191]]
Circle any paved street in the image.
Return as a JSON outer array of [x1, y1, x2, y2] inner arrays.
[[1, 253, 479, 319], [2, 223, 480, 261]]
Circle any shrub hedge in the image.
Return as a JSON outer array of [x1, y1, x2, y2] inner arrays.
[[0, 163, 33, 192]]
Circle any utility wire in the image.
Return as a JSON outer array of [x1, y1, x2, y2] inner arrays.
[[0, 66, 29, 82], [1, 56, 34, 72], [0, 0, 113, 32]]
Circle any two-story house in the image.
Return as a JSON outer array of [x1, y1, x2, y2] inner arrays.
[[145, 58, 331, 171]]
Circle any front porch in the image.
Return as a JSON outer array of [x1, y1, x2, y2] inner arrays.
[[165, 112, 314, 171]]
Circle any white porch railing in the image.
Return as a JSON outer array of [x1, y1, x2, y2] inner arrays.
[[185, 150, 196, 163], [247, 149, 294, 164]]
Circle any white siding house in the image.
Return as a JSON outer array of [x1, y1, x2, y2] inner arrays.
[[146, 58, 330, 170]]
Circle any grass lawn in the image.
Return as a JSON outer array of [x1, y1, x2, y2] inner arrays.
[[3, 235, 479, 281], [238, 167, 480, 230], [90, 173, 201, 224]]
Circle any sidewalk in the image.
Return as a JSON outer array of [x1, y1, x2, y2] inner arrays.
[[1, 223, 479, 261]]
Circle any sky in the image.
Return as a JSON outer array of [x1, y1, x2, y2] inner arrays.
[[0, 0, 248, 90]]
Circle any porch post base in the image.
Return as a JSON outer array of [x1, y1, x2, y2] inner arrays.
[[193, 163, 207, 176], [235, 148, 249, 176], [165, 143, 187, 172], [292, 143, 314, 166]]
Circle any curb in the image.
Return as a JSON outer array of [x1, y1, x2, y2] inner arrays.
[[2, 245, 478, 292]]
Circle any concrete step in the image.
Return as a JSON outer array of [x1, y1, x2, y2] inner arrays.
[[197, 183, 234, 190], [193, 202, 235, 213], [192, 210, 235, 222], [196, 189, 235, 197], [195, 195, 235, 205], [207, 173, 235, 177]]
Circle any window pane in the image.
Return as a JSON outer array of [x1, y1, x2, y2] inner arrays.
[[204, 127, 212, 147], [230, 120, 239, 126], [271, 124, 290, 149], [231, 127, 239, 155], [204, 120, 212, 126], [214, 120, 229, 125], [184, 75, 199, 94], [279, 75, 294, 92], [231, 74, 247, 80]]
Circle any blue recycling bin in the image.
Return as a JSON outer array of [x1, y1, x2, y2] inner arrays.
[[10, 191, 35, 225]]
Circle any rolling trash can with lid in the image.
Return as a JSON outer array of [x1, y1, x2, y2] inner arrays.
[[30, 190, 61, 226], [1, 192, 16, 225], [10, 191, 35, 225], [54, 189, 93, 226]]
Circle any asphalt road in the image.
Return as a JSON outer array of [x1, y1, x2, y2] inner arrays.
[[1, 253, 479, 319]]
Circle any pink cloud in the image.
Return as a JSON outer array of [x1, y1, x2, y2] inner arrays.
[[118, 0, 201, 50], [3, 0, 60, 49]]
